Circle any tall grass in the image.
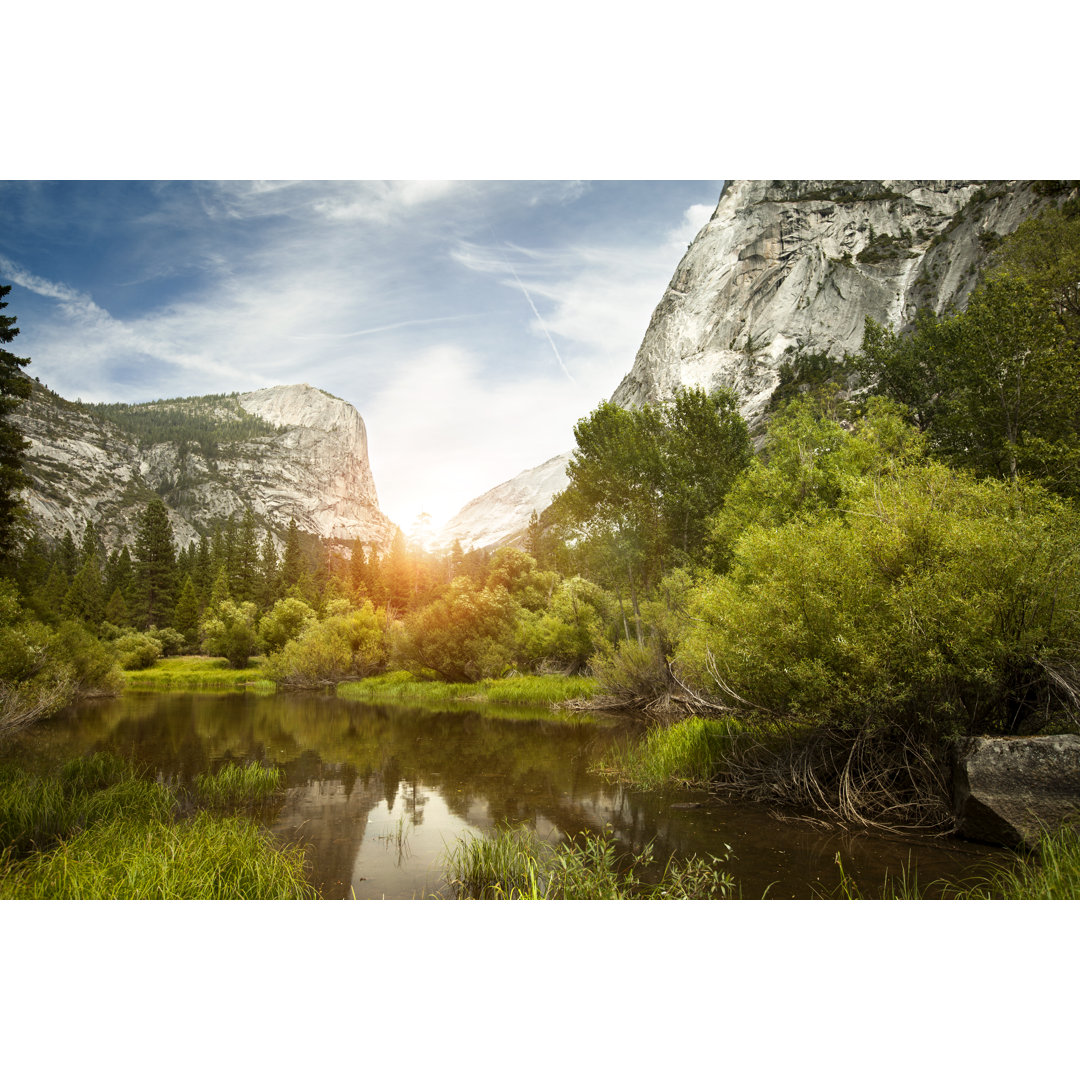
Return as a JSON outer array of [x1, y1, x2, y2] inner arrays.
[[194, 762, 283, 810], [0, 752, 314, 899], [958, 826, 1080, 900], [598, 715, 736, 788], [0, 812, 314, 899], [337, 672, 599, 709], [443, 824, 735, 899], [123, 656, 275, 694]]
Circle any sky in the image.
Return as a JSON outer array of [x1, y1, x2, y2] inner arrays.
[[0, 180, 722, 532]]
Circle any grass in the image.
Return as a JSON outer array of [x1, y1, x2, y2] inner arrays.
[[596, 715, 736, 789], [194, 762, 284, 810], [443, 823, 736, 899], [337, 672, 600, 709], [0, 752, 315, 899], [957, 825, 1080, 900], [122, 655, 276, 694]]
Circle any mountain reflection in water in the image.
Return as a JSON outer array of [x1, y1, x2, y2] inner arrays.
[[14, 693, 1006, 899]]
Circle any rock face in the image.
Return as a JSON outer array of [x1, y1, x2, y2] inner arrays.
[[443, 180, 1069, 549], [953, 736, 1080, 847], [15, 381, 395, 551], [439, 451, 572, 551], [612, 180, 1067, 421]]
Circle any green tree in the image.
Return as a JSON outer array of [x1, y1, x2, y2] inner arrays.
[[200, 599, 259, 668], [259, 529, 279, 608], [280, 518, 304, 590], [172, 575, 202, 652], [0, 284, 32, 556], [133, 499, 177, 628]]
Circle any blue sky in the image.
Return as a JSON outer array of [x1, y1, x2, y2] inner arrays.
[[0, 180, 722, 530]]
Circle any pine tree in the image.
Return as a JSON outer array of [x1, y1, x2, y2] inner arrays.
[[172, 574, 201, 652], [104, 586, 130, 627], [133, 499, 177, 628], [349, 538, 367, 596], [208, 566, 231, 608], [234, 508, 260, 603], [383, 528, 412, 612], [57, 531, 78, 578], [0, 284, 32, 556], [259, 529, 279, 607], [64, 548, 104, 625], [281, 518, 304, 590], [194, 533, 212, 600]]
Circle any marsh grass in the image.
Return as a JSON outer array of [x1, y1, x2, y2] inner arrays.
[[444, 824, 736, 899], [337, 672, 599, 710], [123, 656, 275, 694], [193, 762, 283, 810], [956, 826, 1080, 899], [597, 715, 737, 788], [0, 752, 313, 899], [0, 812, 315, 899]]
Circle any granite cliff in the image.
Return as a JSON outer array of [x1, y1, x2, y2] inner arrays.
[[443, 180, 1073, 549], [16, 381, 394, 550]]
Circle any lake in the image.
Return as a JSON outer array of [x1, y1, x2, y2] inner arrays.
[[10, 691, 1010, 898]]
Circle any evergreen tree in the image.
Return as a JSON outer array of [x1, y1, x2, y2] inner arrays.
[[383, 528, 413, 611], [349, 538, 367, 596], [281, 518, 304, 590], [234, 508, 260, 603], [57, 531, 78, 578], [104, 586, 130, 627], [208, 566, 231, 608], [194, 533, 213, 600], [172, 574, 202, 652], [259, 528, 279, 608], [0, 284, 32, 556], [64, 548, 104, 625], [133, 499, 177, 627]]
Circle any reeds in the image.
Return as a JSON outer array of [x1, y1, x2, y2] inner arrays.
[[957, 825, 1080, 900], [598, 715, 737, 789], [194, 762, 283, 810], [337, 673, 599, 709], [0, 753, 313, 899], [443, 824, 736, 900], [0, 812, 315, 899], [123, 656, 274, 694]]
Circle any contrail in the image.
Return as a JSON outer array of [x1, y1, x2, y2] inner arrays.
[[495, 243, 576, 385]]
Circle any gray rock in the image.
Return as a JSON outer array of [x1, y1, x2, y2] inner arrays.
[[953, 736, 1080, 847], [15, 381, 395, 550]]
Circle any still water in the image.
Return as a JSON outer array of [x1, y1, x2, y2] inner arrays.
[[13, 692, 1008, 899]]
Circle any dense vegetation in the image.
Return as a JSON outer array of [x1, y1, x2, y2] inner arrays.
[[3, 201, 1080, 847], [81, 393, 282, 457]]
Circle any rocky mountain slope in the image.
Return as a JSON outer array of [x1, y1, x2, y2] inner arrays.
[[443, 180, 1074, 549], [16, 382, 395, 550], [612, 180, 1069, 419], [440, 452, 572, 551]]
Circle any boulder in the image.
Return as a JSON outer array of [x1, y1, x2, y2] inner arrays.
[[953, 735, 1080, 847]]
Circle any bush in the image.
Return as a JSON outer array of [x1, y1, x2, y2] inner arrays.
[[262, 602, 388, 687], [112, 630, 163, 671], [200, 600, 260, 669], [259, 597, 317, 654], [679, 461, 1080, 739], [394, 578, 519, 682]]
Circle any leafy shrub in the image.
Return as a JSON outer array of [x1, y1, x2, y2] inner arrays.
[[679, 461, 1080, 739], [200, 600, 260, 669], [394, 578, 519, 682], [258, 597, 317, 654], [262, 602, 387, 687], [112, 631, 163, 671]]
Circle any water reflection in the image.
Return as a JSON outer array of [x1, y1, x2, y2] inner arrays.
[[12, 693, 1010, 899]]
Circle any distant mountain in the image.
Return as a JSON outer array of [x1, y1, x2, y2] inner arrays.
[[438, 452, 572, 551], [15, 382, 395, 550], [443, 180, 1078, 548]]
